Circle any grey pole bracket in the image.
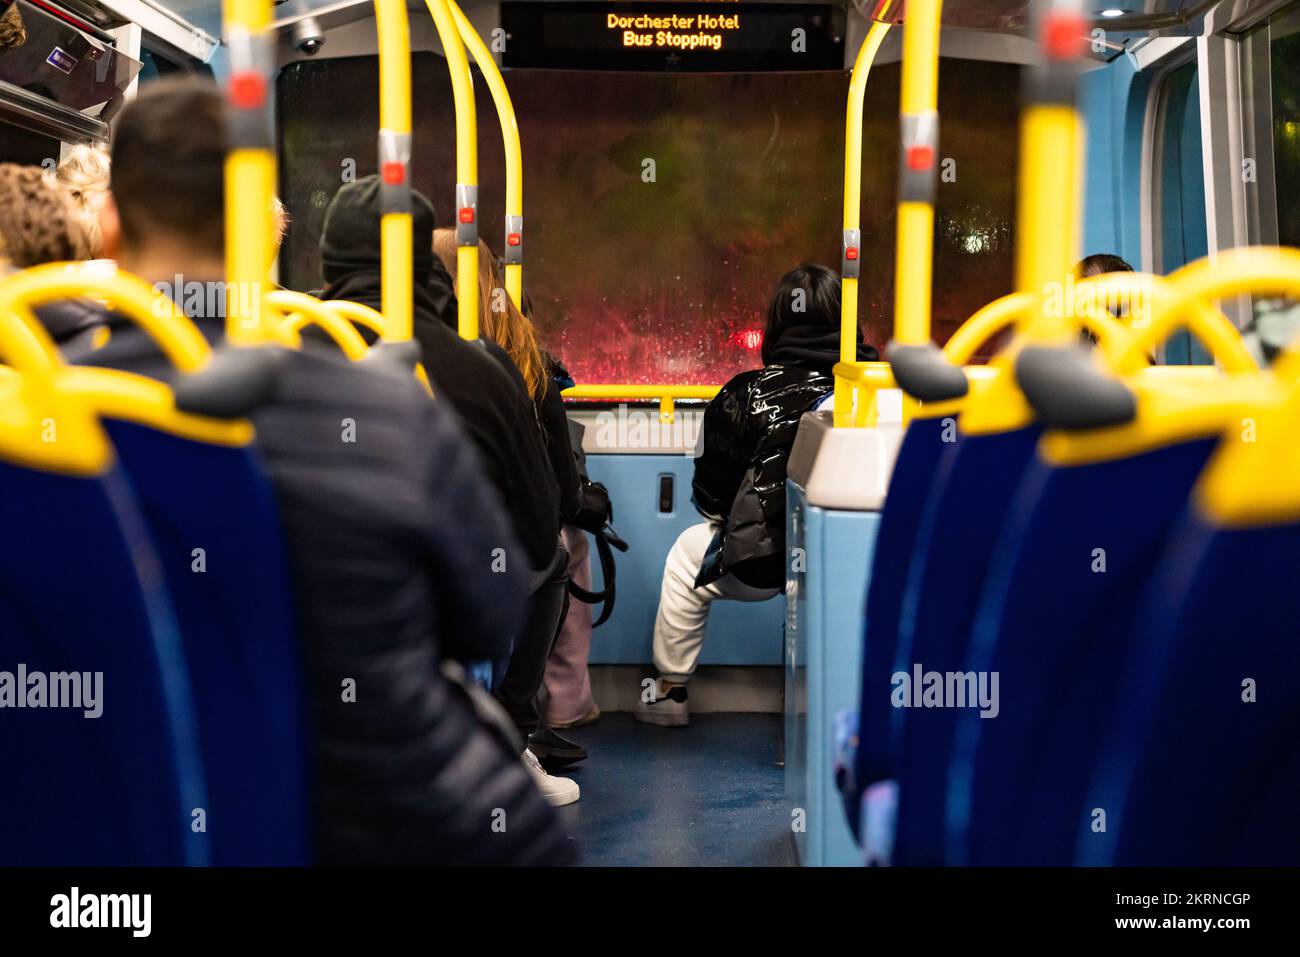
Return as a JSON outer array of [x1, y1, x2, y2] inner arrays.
[[1014, 343, 1137, 431], [504, 214, 523, 266], [455, 183, 479, 247], [842, 228, 861, 279]]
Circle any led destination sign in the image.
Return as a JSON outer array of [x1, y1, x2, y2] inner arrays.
[[502, 3, 844, 71], [605, 11, 741, 52]]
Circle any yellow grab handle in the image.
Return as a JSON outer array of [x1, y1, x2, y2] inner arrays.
[[1015, 2, 1087, 342], [374, 0, 414, 342], [222, 0, 276, 343], [0, 263, 211, 374], [1016, 104, 1083, 340], [562, 384, 720, 402], [832, 360, 896, 428], [892, 0, 943, 348], [835, 17, 892, 427], [424, 0, 480, 340], [450, 0, 525, 310]]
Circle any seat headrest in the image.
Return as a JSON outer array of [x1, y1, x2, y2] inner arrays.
[[173, 344, 288, 420], [358, 339, 422, 374], [886, 341, 969, 402], [1014, 344, 1137, 431]]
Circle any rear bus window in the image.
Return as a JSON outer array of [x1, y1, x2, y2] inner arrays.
[[277, 56, 1020, 385]]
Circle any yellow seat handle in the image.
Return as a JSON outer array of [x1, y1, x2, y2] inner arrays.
[[0, 263, 211, 375], [266, 290, 370, 361], [941, 289, 1133, 367], [322, 299, 390, 341], [1098, 265, 1259, 375]]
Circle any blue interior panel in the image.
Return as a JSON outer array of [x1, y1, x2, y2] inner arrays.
[[583, 453, 785, 666], [786, 481, 879, 867]]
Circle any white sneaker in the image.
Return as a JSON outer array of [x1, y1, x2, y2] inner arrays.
[[634, 679, 690, 727], [523, 747, 580, 806]]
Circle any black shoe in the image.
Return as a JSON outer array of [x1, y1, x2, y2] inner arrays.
[[528, 726, 587, 770]]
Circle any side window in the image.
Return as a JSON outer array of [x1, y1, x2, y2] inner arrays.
[[1153, 60, 1211, 364], [1269, 7, 1300, 246]]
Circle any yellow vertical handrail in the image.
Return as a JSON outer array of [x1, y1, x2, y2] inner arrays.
[[892, 0, 943, 348], [450, 0, 524, 311], [425, 0, 481, 340], [374, 0, 414, 341], [834, 14, 892, 427], [1016, 0, 1087, 341], [222, 0, 275, 344]]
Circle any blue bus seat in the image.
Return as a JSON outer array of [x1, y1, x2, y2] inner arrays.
[[846, 414, 949, 840], [0, 460, 209, 865], [101, 418, 310, 865], [890, 423, 1043, 865], [1081, 512, 1300, 865], [946, 436, 1218, 865]]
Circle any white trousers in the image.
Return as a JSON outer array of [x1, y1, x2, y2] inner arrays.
[[652, 522, 781, 683]]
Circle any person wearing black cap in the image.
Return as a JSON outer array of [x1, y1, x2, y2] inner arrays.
[[318, 176, 561, 574], [318, 175, 583, 806]]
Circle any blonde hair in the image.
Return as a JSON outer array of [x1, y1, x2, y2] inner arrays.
[[0, 3, 26, 52], [56, 145, 111, 258], [271, 196, 290, 248], [433, 228, 548, 404], [0, 163, 91, 266]]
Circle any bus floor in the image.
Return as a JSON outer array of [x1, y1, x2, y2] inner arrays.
[[554, 713, 792, 867]]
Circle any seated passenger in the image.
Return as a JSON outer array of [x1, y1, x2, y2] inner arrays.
[[1075, 253, 1135, 331], [55, 144, 112, 260], [317, 178, 580, 805], [636, 264, 878, 726], [1076, 252, 1133, 280], [0, 162, 107, 349], [434, 231, 602, 763], [78, 76, 574, 863], [521, 292, 605, 734]]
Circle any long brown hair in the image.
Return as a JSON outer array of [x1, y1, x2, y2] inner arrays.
[[433, 228, 548, 404]]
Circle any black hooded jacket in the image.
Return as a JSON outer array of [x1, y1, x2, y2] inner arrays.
[[318, 176, 560, 571], [692, 323, 878, 590]]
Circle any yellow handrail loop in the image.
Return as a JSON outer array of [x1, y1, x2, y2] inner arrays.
[[424, 0, 481, 340], [834, 15, 892, 427], [449, 0, 526, 311]]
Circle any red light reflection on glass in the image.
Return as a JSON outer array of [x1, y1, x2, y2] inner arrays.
[[733, 329, 763, 350]]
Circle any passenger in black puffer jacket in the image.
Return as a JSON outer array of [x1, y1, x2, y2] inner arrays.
[[636, 264, 879, 727], [73, 78, 575, 863]]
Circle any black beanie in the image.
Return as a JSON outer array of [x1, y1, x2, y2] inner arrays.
[[319, 173, 435, 278]]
